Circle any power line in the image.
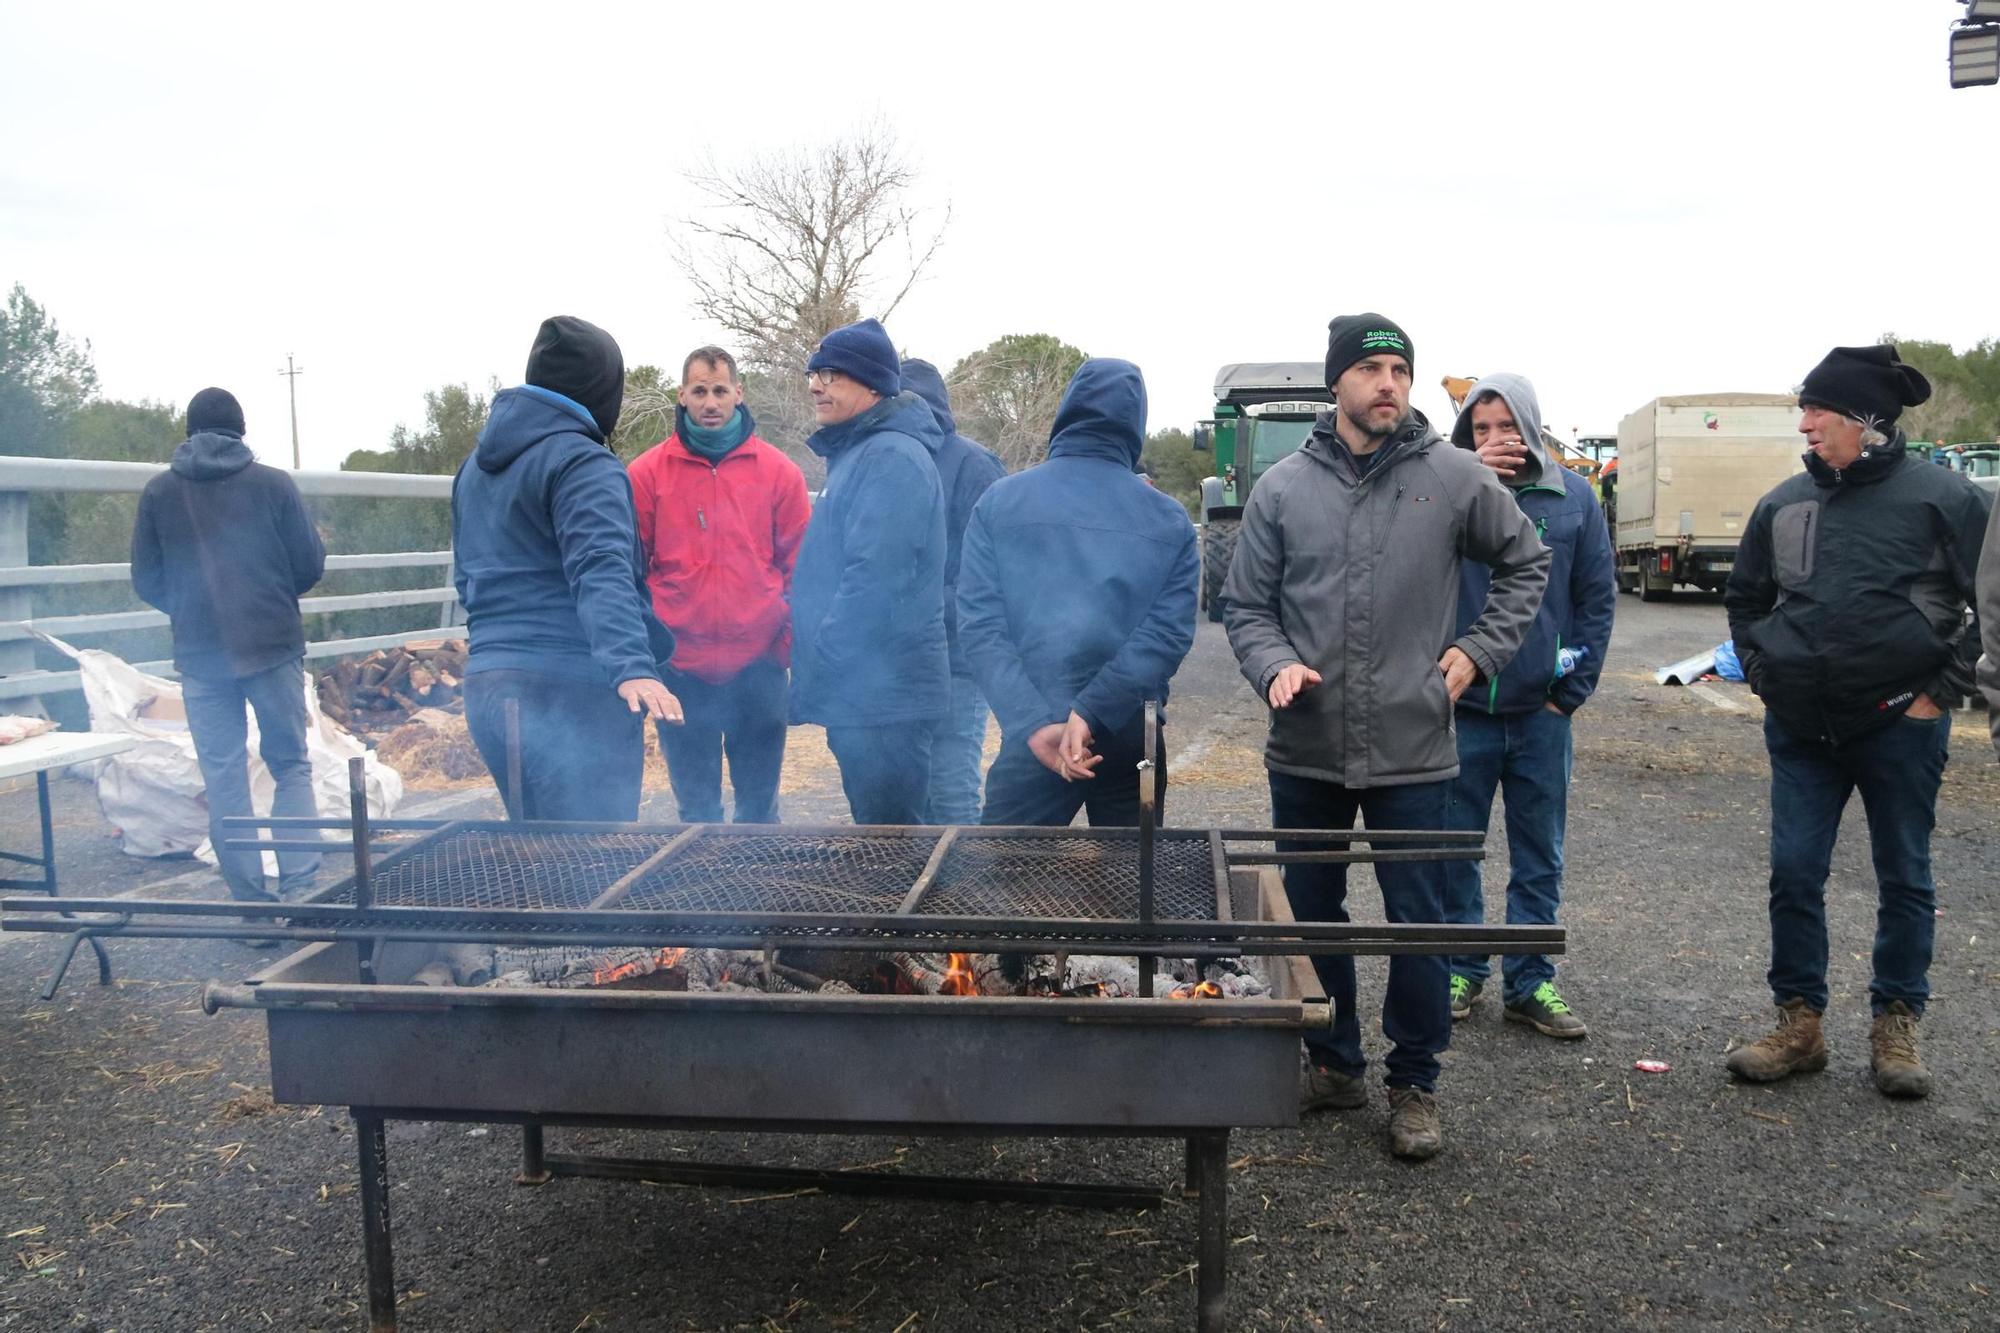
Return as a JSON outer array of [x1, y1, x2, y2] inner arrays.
[[278, 354, 305, 469]]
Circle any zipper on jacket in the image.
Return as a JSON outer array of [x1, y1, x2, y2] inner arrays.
[[697, 507, 706, 531], [1373, 483, 1407, 555]]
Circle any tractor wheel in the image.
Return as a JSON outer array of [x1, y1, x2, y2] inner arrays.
[[1201, 518, 1239, 623]]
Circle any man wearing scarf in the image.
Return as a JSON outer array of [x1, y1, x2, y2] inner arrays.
[[628, 346, 811, 823]]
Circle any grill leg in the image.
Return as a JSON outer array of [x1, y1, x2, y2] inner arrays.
[[355, 1113, 398, 1333], [517, 1124, 550, 1185], [1191, 1130, 1228, 1333]]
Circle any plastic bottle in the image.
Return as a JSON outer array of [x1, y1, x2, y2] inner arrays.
[[1554, 645, 1590, 679]]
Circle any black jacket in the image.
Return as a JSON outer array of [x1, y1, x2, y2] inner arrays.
[[1725, 435, 1990, 744], [899, 360, 1008, 676], [131, 432, 327, 679]]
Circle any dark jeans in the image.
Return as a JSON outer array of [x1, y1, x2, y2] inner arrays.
[[1763, 711, 1950, 1016], [924, 673, 989, 825], [181, 656, 320, 903], [1269, 770, 1453, 1092], [825, 722, 936, 825], [465, 669, 645, 822], [656, 658, 788, 823], [1442, 707, 1572, 1003], [980, 716, 1165, 828]]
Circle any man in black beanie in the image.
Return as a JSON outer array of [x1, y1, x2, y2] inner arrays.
[[452, 316, 682, 822], [132, 388, 327, 910], [1725, 342, 1991, 1099], [1224, 312, 1549, 1160]]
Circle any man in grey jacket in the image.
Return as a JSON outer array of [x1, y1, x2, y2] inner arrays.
[[1223, 314, 1549, 1160]]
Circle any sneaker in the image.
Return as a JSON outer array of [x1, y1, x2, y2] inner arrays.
[[1504, 981, 1588, 1039], [1300, 1062, 1368, 1112], [1449, 974, 1483, 1021], [1725, 998, 1828, 1082], [1386, 1086, 1442, 1161], [1869, 1001, 1931, 1099]]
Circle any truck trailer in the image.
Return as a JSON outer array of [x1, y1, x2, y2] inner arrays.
[[1612, 393, 1803, 599]]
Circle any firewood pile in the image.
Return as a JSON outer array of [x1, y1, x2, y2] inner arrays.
[[317, 639, 467, 728]]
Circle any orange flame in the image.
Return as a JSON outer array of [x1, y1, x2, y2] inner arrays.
[[592, 947, 688, 987], [1168, 980, 1225, 1000], [940, 953, 978, 996]]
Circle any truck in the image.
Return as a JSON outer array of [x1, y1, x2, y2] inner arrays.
[[1612, 392, 1803, 599], [1193, 363, 1331, 620]]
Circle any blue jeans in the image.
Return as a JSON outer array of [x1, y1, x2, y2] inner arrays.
[[465, 670, 645, 822], [656, 658, 789, 824], [181, 657, 320, 903], [825, 722, 936, 825], [924, 673, 988, 825], [1763, 711, 1950, 1016], [1442, 706, 1572, 1003], [1269, 771, 1453, 1092]]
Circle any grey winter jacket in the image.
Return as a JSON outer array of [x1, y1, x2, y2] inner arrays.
[[1222, 410, 1551, 787]]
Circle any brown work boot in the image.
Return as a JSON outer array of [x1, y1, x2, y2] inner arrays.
[[1869, 1001, 1932, 1099], [1725, 998, 1828, 1082], [1386, 1086, 1442, 1161]]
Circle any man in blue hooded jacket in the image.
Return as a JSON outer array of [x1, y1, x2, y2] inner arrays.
[[452, 316, 680, 822], [899, 358, 1008, 825], [132, 387, 326, 905], [791, 318, 950, 824], [957, 359, 1197, 825], [1441, 373, 1615, 1039]]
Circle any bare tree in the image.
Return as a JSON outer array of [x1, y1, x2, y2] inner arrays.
[[1902, 377, 1975, 446], [671, 125, 948, 460], [948, 333, 1089, 471]]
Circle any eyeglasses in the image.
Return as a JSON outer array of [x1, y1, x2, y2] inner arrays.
[[806, 369, 843, 389]]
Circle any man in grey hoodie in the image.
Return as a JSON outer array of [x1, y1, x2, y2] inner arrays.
[[132, 388, 327, 907], [1223, 315, 1549, 1160]]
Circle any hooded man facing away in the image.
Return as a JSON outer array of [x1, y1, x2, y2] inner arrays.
[[132, 387, 327, 908], [790, 318, 951, 824], [451, 316, 681, 822], [899, 357, 1009, 825], [1440, 373, 1616, 1041], [1724, 343, 1989, 1099], [1223, 313, 1549, 1161], [957, 358, 1197, 827]]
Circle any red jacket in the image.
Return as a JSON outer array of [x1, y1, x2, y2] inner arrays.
[[628, 434, 811, 684]]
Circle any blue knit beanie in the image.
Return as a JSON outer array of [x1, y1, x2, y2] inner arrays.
[[807, 318, 900, 398]]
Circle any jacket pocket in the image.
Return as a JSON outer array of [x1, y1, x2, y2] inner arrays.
[[1771, 501, 1819, 590]]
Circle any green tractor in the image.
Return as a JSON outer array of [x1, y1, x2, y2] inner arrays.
[[1193, 362, 1332, 621]]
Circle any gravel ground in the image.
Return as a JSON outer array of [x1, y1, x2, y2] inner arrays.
[[2, 593, 1995, 1332]]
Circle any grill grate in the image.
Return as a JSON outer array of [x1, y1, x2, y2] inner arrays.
[[921, 833, 1216, 921], [620, 833, 933, 917], [318, 830, 666, 912]]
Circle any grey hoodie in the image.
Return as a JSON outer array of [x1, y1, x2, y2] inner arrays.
[[1222, 410, 1550, 787], [1449, 371, 1550, 487]]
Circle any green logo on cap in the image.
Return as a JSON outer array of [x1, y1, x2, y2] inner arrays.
[[1361, 329, 1406, 352]]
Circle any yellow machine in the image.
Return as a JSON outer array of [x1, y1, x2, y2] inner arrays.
[[1442, 375, 1602, 480]]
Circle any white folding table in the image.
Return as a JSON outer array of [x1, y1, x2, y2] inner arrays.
[[0, 731, 137, 993]]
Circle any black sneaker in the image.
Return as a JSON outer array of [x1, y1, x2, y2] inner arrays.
[[1300, 1062, 1368, 1112], [1504, 981, 1588, 1039], [1449, 973, 1483, 1021]]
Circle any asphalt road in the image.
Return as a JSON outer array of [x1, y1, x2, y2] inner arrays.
[[2, 592, 1995, 1332]]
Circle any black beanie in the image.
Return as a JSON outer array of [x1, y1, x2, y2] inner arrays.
[[185, 387, 246, 437], [1798, 344, 1931, 428], [525, 315, 626, 438], [1325, 314, 1414, 388], [807, 317, 901, 398]]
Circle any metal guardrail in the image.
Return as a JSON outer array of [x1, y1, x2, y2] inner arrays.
[[0, 456, 460, 705]]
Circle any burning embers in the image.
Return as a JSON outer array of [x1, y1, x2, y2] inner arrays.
[[432, 944, 1272, 1001]]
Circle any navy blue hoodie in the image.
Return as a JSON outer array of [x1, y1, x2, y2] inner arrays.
[[452, 385, 669, 687], [131, 431, 326, 679], [957, 359, 1198, 744], [899, 359, 1009, 676], [790, 390, 950, 726], [1450, 374, 1616, 715]]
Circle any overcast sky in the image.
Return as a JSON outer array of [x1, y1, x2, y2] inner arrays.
[[4, 1, 1996, 471]]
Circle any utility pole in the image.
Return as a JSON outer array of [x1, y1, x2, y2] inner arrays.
[[279, 354, 305, 468]]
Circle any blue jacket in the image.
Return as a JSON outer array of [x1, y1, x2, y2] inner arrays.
[[957, 358, 1198, 745], [131, 431, 326, 679], [452, 385, 670, 687], [900, 359, 1009, 677], [1450, 374, 1615, 715], [789, 391, 950, 726]]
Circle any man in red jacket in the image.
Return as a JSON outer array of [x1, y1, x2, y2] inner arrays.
[[629, 346, 811, 822]]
